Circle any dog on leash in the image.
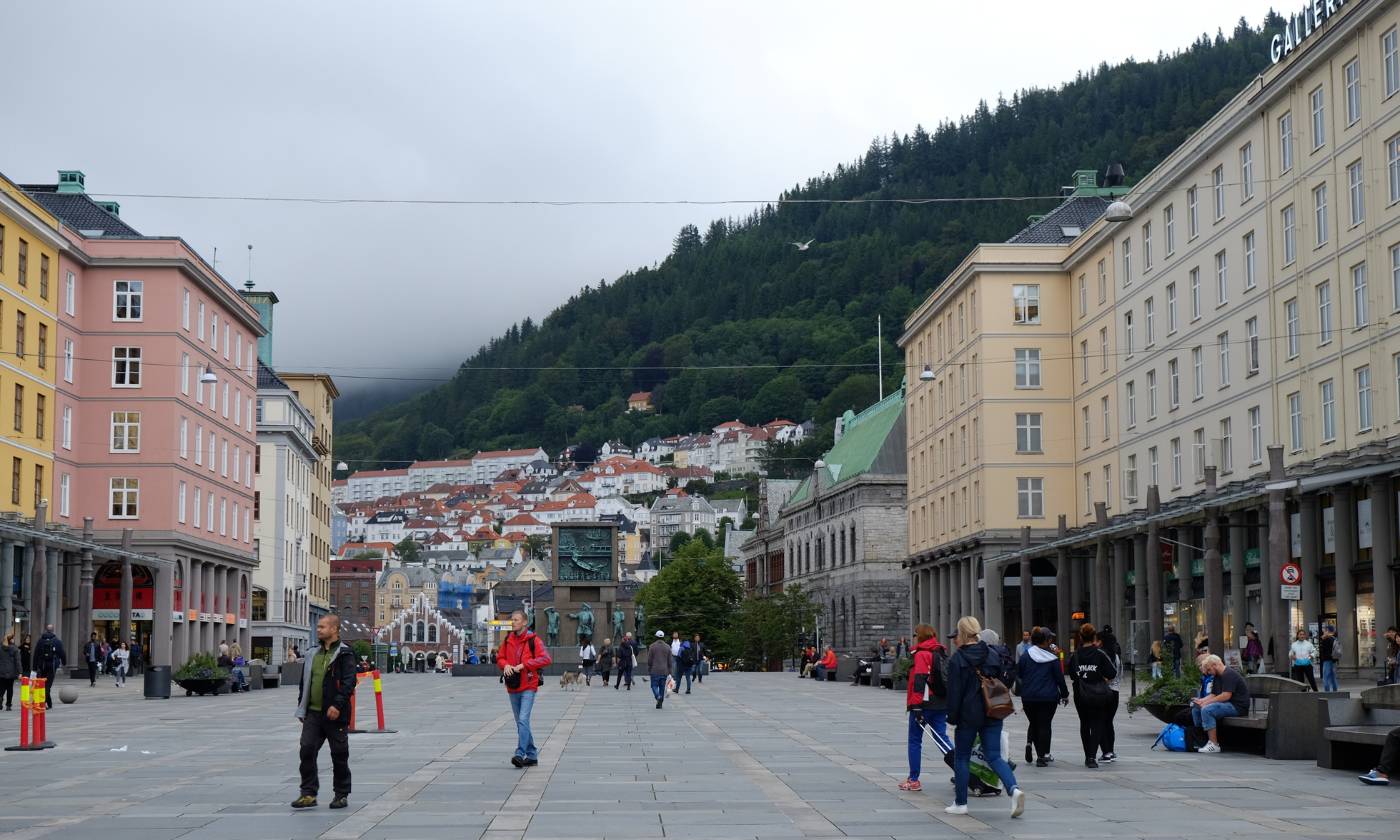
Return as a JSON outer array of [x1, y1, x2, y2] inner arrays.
[[560, 668, 583, 690]]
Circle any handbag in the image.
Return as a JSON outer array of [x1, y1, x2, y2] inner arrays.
[[978, 667, 1015, 719]]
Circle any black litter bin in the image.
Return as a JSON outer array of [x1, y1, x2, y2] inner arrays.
[[144, 665, 172, 699]]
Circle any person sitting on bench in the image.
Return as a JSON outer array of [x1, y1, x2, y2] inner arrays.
[[1358, 726, 1400, 785], [1190, 654, 1249, 753], [814, 646, 837, 681]]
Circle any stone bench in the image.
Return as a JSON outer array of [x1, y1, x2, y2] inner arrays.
[[1318, 684, 1400, 769], [876, 662, 896, 689], [1214, 675, 1344, 760]]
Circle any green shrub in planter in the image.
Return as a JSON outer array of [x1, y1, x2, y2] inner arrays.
[[175, 652, 230, 682], [892, 655, 914, 682], [1126, 651, 1201, 711]]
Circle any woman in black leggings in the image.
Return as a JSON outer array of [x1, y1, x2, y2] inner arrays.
[[1068, 623, 1117, 768]]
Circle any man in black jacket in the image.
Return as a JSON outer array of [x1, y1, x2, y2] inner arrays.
[[84, 633, 102, 687], [33, 625, 66, 709], [615, 632, 637, 691], [292, 615, 358, 810]]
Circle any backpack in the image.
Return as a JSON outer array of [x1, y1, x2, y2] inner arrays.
[[912, 648, 949, 704], [1154, 724, 1188, 752], [35, 636, 57, 670]]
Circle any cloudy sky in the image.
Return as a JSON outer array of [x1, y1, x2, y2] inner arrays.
[[4, 0, 1278, 400]]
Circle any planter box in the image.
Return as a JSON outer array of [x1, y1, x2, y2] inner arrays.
[[1138, 702, 1191, 724], [175, 677, 228, 697]]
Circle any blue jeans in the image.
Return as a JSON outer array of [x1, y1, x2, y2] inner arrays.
[[508, 690, 537, 760], [650, 674, 667, 702], [953, 721, 1017, 806], [1190, 700, 1238, 732], [908, 710, 948, 782], [1322, 660, 1338, 692]]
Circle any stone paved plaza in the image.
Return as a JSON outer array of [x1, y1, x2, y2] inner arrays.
[[1, 671, 1398, 839]]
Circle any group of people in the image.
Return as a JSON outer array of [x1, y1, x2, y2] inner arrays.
[[82, 633, 141, 687], [0, 626, 66, 708]]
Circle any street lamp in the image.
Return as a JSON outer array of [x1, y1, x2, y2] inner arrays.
[[920, 364, 935, 382], [1104, 200, 1134, 223], [200, 368, 218, 385]]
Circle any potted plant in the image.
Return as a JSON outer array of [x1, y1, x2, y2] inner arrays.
[[174, 652, 230, 696], [1127, 651, 1201, 723], [891, 655, 913, 691]]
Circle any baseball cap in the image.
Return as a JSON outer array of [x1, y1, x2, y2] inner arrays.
[[655, 630, 665, 638]]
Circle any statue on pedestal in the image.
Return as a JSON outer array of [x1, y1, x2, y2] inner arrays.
[[612, 606, 626, 638], [568, 603, 596, 645], [635, 603, 646, 639], [544, 607, 560, 647]]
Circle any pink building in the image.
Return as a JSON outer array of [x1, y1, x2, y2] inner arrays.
[[25, 171, 262, 666]]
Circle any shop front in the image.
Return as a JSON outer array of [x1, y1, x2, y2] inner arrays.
[[92, 562, 154, 659]]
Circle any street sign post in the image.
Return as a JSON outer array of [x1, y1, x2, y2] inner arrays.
[[1280, 563, 1301, 585]]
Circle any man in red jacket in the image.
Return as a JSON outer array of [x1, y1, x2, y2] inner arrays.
[[498, 609, 552, 767]]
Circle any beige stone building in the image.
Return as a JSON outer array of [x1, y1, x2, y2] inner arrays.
[[903, 0, 1400, 675], [279, 372, 339, 627]]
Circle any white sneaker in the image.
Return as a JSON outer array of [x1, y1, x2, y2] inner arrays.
[[1010, 787, 1025, 818], [944, 804, 968, 815], [1199, 742, 1221, 753]]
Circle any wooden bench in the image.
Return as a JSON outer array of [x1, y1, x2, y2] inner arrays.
[[1318, 685, 1400, 769]]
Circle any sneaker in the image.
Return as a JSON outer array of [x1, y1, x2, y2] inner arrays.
[[897, 779, 922, 791], [1100, 752, 1117, 763], [291, 795, 317, 809], [523, 758, 538, 767], [1035, 757, 1048, 768], [1043, 754, 1054, 763], [1009, 787, 1025, 818], [1199, 742, 1222, 754], [655, 699, 662, 709], [329, 796, 348, 809], [944, 804, 968, 815], [1085, 758, 1099, 768], [1358, 770, 1390, 786], [511, 755, 525, 768]]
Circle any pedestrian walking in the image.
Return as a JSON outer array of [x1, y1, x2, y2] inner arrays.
[[598, 638, 615, 687], [84, 633, 101, 687], [1068, 623, 1116, 768], [33, 625, 66, 709], [292, 615, 357, 810], [1243, 625, 1264, 674], [945, 616, 1023, 817], [678, 640, 696, 694], [579, 639, 597, 686], [0, 633, 20, 710], [498, 610, 552, 768], [691, 634, 706, 684], [1289, 629, 1318, 690], [1017, 627, 1068, 767], [647, 630, 673, 709], [219, 639, 229, 658], [899, 624, 947, 792], [669, 632, 683, 694], [111, 642, 130, 687], [1097, 625, 1122, 763], [1320, 626, 1339, 692], [616, 632, 636, 690], [230, 642, 248, 692], [129, 639, 143, 676], [19, 635, 32, 676], [1162, 625, 1184, 676]]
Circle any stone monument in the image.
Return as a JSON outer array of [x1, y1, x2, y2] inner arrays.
[[569, 603, 596, 645]]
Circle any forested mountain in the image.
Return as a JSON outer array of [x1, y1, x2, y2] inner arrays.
[[337, 16, 1281, 468]]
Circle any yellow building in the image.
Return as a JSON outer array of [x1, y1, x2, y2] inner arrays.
[[279, 372, 340, 624], [0, 173, 63, 518]]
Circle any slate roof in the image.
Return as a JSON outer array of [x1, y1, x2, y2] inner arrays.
[[785, 387, 906, 508], [257, 360, 290, 390], [20, 185, 143, 237], [1004, 196, 1112, 245]]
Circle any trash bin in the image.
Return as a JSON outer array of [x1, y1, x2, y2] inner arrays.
[[144, 665, 172, 699], [248, 663, 264, 690]]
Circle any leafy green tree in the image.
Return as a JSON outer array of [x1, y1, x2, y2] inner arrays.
[[524, 535, 549, 560], [668, 531, 691, 554], [722, 586, 819, 671], [635, 540, 743, 652], [395, 538, 421, 565]]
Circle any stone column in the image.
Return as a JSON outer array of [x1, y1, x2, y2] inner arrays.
[[44, 542, 59, 638], [985, 560, 1004, 638], [205, 562, 217, 652], [922, 568, 933, 626], [226, 566, 238, 644], [119, 530, 134, 646], [1370, 475, 1396, 671], [1257, 512, 1273, 667], [1229, 510, 1247, 645], [1111, 538, 1128, 636], [1333, 484, 1357, 671], [1266, 447, 1291, 672], [27, 541, 45, 636], [0, 541, 15, 634], [1204, 509, 1223, 657], [1133, 532, 1148, 631], [937, 563, 948, 635], [968, 557, 981, 624], [153, 560, 173, 669], [1299, 493, 1321, 636], [951, 560, 963, 622], [1068, 550, 1082, 622], [78, 519, 94, 643], [1146, 487, 1164, 643], [187, 558, 201, 654]]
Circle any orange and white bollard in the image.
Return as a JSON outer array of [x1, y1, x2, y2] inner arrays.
[[5, 676, 53, 752], [33, 678, 53, 748], [349, 669, 396, 734]]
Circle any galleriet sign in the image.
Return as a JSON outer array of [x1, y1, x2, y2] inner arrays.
[[1271, 0, 1358, 64]]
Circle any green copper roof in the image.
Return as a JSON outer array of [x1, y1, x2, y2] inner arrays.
[[785, 387, 905, 508]]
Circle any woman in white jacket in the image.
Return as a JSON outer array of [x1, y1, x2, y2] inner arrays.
[[1288, 629, 1318, 691], [111, 641, 130, 687]]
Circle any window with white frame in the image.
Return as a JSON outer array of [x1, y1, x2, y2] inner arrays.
[[1190, 267, 1201, 319], [1166, 282, 1178, 333], [193, 487, 202, 528], [1219, 418, 1234, 473], [1282, 204, 1297, 264], [182, 289, 191, 330], [178, 482, 187, 524], [1014, 348, 1041, 388], [1187, 185, 1199, 237], [63, 339, 73, 383], [1353, 262, 1369, 327], [207, 492, 214, 532], [221, 440, 228, 477], [1097, 259, 1106, 302], [1212, 165, 1225, 220], [1142, 221, 1153, 270], [1015, 413, 1042, 453], [1012, 284, 1040, 324], [1124, 311, 1135, 355], [195, 425, 203, 465], [1122, 238, 1132, 286], [1240, 142, 1254, 199], [208, 431, 215, 471], [1016, 477, 1043, 518], [1168, 357, 1180, 408], [1392, 244, 1400, 311], [1314, 183, 1329, 246], [1149, 446, 1159, 487], [1280, 111, 1294, 172], [1246, 317, 1259, 374], [1357, 365, 1374, 431], [1243, 231, 1256, 290], [109, 478, 139, 519], [1395, 353, 1400, 418], [1286, 298, 1300, 358], [1104, 464, 1113, 508], [233, 445, 240, 482], [1147, 369, 1158, 418], [61, 406, 71, 450], [180, 417, 188, 458], [113, 280, 142, 320], [1386, 27, 1400, 98], [1311, 86, 1326, 150], [1164, 204, 1176, 255], [1349, 159, 1365, 226], [210, 314, 218, 351], [1101, 395, 1111, 439], [1318, 280, 1333, 344], [110, 411, 140, 452], [1389, 136, 1400, 205], [1170, 437, 1182, 487], [59, 473, 70, 518], [222, 382, 229, 418], [1193, 428, 1206, 480], [1248, 406, 1262, 463], [1192, 347, 1204, 398], [1078, 274, 1087, 316], [1321, 379, 1337, 442], [180, 353, 190, 395], [223, 326, 230, 360], [64, 271, 75, 316], [1081, 405, 1091, 447], [1084, 472, 1092, 513], [1099, 327, 1109, 372], [1345, 58, 1361, 126], [197, 300, 205, 339], [1144, 297, 1155, 345], [1126, 454, 1139, 500], [112, 347, 141, 387], [1215, 250, 1228, 305], [1126, 380, 1137, 427], [1217, 331, 1230, 387], [220, 498, 226, 536]]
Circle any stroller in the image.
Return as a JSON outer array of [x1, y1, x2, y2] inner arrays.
[[917, 716, 1010, 796]]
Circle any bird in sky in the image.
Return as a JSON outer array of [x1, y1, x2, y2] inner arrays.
[[791, 239, 815, 251]]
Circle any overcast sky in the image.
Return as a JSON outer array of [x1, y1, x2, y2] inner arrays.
[[4, 0, 1278, 397]]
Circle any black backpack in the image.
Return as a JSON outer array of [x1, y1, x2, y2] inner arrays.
[[35, 636, 57, 670]]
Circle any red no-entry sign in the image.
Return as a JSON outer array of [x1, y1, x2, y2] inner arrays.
[[1280, 563, 1301, 585]]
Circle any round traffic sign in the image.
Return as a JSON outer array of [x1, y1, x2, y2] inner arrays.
[[1280, 563, 1302, 585]]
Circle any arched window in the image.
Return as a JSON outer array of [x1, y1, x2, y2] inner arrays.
[[417, 620, 426, 641], [403, 624, 414, 642], [427, 624, 438, 643]]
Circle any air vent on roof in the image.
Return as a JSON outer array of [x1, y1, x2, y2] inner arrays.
[[97, 201, 120, 217], [1061, 226, 1082, 237], [78, 229, 105, 237]]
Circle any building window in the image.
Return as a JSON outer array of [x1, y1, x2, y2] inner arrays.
[[9, 458, 18, 506], [1187, 185, 1199, 238], [1012, 284, 1040, 324], [195, 424, 203, 465], [1148, 446, 1159, 487], [182, 289, 191, 330], [109, 478, 139, 519], [180, 417, 188, 458], [1168, 358, 1180, 409], [15, 311, 25, 359], [1280, 111, 1294, 173], [1124, 311, 1134, 355], [1357, 366, 1374, 431], [1125, 380, 1137, 427], [1097, 258, 1106, 303], [1015, 413, 1042, 454], [1246, 405, 1262, 465], [1101, 395, 1111, 439], [1164, 204, 1176, 255], [1016, 478, 1044, 518], [1193, 428, 1206, 481], [1395, 353, 1400, 418], [1078, 273, 1087, 317], [110, 411, 140, 452], [1219, 417, 1233, 474], [1282, 204, 1297, 264], [1310, 86, 1326, 150], [113, 280, 143, 321], [1215, 250, 1228, 305], [1314, 183, 1329, 246], [210, 314, 218, 351], [1084, 472, 1093, 513], [1104, 464, 1113, 508], [65, 271, 75, 316], [1320, 379, 1336, 442], [1142, 221, 1153, 270], [34, 395, 44, 440], [193, 487, 202, 528], [1122, 237, 1132, 285], [1147, 369, 1158, 418], [1144, 296, 1155, 346], [1349, 159, 1365, 226], [16, 240, 27, 286], [1243, 231, 1256, 290], [1192, 347, 1204, 399], [1166, 282, 1177, 333], [112, 347, 142, 387], [59, 474, 70, 517], [1126, 454, 1139, 501], [1386, 27, 1400, 98], [1217, 332, 1230, 388], [1190, 267, 1201, 319], [1081, 405, 1091, 448], [1240, 142, 1254, 199], [1014, 348, 1041, 388], [36, 324, 46, 370], [1392, 244, 1400, 311], [12, 384, 22, 432], [1212, 165, 1225, 220], [1171, 438, 1182, 487], [1246, 317, 1259, 375], [63, 339, 74, 383], [1099, 327, 1109, 373], [61, 406, 72, 450], [1317, 280, 1333, 344], [39, 255, 49, 300], [1285, 298, 1300, 358]]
